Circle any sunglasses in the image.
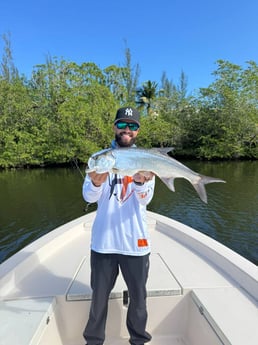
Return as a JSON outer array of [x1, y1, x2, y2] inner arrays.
[[116, 121, 140, 131]]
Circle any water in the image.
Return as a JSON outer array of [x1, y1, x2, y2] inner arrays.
[[0, 161, 257, 265]]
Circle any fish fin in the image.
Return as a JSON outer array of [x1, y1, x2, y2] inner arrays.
[[161, 177, 175, 192], [151, 147, 174, 155], [193, 175, 226, 204], [192, 181, 208, 204]]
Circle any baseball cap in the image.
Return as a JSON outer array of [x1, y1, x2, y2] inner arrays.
[[114, 107, 140, 125]]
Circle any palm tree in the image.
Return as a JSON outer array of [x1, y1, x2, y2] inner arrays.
[[136, 80, 158, 115]]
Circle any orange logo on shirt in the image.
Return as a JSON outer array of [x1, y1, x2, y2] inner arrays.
[[120, 176, 134, 201], [138, 239, 148, 247]]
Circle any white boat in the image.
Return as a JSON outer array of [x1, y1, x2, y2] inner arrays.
[[0, 211, 257, 345]]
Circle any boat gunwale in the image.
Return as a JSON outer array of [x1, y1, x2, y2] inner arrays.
[[148, 211, 258, 302], [0, 211, 257, 302]]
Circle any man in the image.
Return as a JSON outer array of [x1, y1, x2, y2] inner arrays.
[[82, 107, 155, 345]]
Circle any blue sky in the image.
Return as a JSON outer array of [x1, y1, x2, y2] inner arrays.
[[0, 0, 257, 93]]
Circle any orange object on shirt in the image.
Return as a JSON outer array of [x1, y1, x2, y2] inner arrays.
[[138, 239, 148, 247]]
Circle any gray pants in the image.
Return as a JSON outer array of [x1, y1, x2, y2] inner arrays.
[[83, 250, 151, 345]]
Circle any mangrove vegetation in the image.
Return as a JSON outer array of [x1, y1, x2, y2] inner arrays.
[[0, 34, 257, 168]]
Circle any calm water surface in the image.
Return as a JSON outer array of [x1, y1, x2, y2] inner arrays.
[[0, 161, 257, 265]]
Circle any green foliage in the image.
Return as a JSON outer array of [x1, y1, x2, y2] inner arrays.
[[137, 115, 175, 148], [103, 46, 139, 105], [0, 34, 257, 167], [136, 80, 159, 114], [195, 60, 258, 159], [0, 50, 118, 167]]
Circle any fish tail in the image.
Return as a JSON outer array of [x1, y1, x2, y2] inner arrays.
[[193, 175, 226, 203]]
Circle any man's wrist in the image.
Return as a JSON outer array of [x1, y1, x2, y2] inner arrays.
[[134, 180, 144, 186]]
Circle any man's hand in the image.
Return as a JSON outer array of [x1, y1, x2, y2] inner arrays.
[[133, 171, 155, 184], [88, 172, 108, 187]]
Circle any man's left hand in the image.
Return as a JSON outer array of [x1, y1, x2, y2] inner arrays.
[[133, 171, 155, 184]]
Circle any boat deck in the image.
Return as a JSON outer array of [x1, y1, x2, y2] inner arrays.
[[86, 335, 187, 345], [0, 211, 257, 345]]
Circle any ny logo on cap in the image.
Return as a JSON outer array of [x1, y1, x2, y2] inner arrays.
[[125, 108, 133, 116]]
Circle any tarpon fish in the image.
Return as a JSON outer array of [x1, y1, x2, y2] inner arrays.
[[86, 148, 225, 203]]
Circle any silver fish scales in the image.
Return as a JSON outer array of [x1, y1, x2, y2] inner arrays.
[[86, 147, 225, 203]]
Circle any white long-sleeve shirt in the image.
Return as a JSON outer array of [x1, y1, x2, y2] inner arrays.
[[83, 171, 155, 256]]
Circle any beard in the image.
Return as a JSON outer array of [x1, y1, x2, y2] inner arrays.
[[115, 133, 136, 147]]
